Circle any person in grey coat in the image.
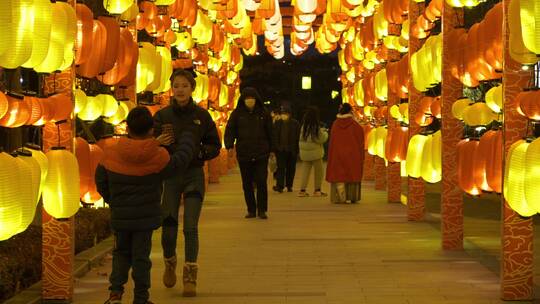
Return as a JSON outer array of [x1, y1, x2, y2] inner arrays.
[[298, 107, 328, 197]]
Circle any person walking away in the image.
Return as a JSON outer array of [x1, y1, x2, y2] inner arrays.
[[96, 107, 195, 304], [272, 105, 300, 192], [224, 87, 274, 219], [153, 69, 221, 296], [298, 107, 328, 197], [325, 103, 365, 203]]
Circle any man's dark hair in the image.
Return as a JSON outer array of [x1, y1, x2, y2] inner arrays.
[[126, 106, 154, 136], [170, 69, 196, 89], [339, 103, 352, 115]]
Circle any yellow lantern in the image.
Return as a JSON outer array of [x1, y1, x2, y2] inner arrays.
[[21, 0, 52, 69], [120, 2, 139, 22], [375, 127, 388, 159], [406, 134, 429, 178], [375, 69, 388, 101], [0, 0, 33, 68], [104, 101, 129, 125], [525, 137, 540, 212], [34, 2, 68, 73], [389, 105, 402, 121], [16, 151, 40, 233], [174, 31, 194, 52], [193, 72, 209, 103], [192, 10, 213, 44], [43, 148, 80, 219], [78, 96, 103, 121], [367, 127, 377, 155], [509, 0, 537, 64], [451, 98, 472, 120], [421, 131, 441, 183], [155, 0, 176, 5], [136, 43, 157, 93], [462, 103, 497, 126], [485, 85, 503, 113], [25, 144, 48, 203], [504, 140, 535, 216], [74, 89, 87, 114], [520, 0, 540, 55], [218, 82, 229, 107], [153, 46, 172, 93], [96, 94, 119, 118], [0, 152, 22, 241], [399, 103, 409, 124], [104, 0, 133, 14], [58, 2, 77, 71]]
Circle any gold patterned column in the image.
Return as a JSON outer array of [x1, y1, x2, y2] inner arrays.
[[42, 69, 75, 302], [501, 0, 533, 299], [407, 0, 425, 221], [441, 4, 464, 250]]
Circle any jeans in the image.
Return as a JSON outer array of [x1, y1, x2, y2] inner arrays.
[[276, 151, 297, 189], [238, 158, 269, 214], [299, 159, 324, 191], [109, 230, 153, 304], [161, 167, 205, 262]]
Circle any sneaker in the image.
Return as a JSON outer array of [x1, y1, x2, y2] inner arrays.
[[298, 191, 309, 197], [313, 191, 328, 197], [104, 292, 122, 304], [244, 212, 256, 218], [258, 212, 268, 219]]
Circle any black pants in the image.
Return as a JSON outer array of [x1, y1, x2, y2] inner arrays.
[[239, 158, 269, 214], [276, 151, 297, 190], [109, 230, 153, 304]]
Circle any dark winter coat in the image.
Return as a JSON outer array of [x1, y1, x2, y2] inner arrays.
[[272, 118, 301, 155], [153, 99, 220, 168], [95, 134, 194, 231], [224, 93, 273, 162]]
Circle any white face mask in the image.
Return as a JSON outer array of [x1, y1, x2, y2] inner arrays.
[[245, 98, 256, 109]]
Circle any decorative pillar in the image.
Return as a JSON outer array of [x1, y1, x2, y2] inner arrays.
[[501, 0, 533, 299], [386, 26, 402, 203], [374, 156, 387, 190], [441, 4, 464, 250], [407, 0, 425, 221], [363, 153, 375, 181], [42, 69, 75, 303]]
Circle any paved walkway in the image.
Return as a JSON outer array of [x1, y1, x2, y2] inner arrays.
[[73, 167, 506, 304]]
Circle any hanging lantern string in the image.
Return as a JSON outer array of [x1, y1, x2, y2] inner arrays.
[[54, 119, 68, 148]]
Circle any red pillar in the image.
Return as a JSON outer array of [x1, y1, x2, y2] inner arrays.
[[441, 4, 464, 250], [501, 0, 533, 299]]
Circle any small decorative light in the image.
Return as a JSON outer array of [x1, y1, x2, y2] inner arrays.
[[302, 76, 312, 90]]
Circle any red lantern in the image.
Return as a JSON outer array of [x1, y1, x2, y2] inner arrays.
[[75, 137, 91, 198], [385, 126, 409, 162], [0, 91, 9, 119], [102, 28, 138, 86], [430, 97, 441, 118], [0, 94, 30, 128], [77, 19, 107, 79], [24, 95, 42, 126], [75, 4, 94, 66], [457, 139, 481, 195], [81, 143, 104, 204], [518, 90, 540, 120], [98, 16, 121, 74], [49, 94, 73, 122]]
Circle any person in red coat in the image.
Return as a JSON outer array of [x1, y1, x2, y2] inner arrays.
[[325, 103, 365, 203]]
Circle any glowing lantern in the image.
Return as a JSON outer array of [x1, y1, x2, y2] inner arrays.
[[375, 127, 388, 159], [420, 131, 441, 183], [0, 152, 22, 240], [104, 0, 133, 14], [0, 91, 7, 119], [120, 2, 139, 22], [462, 103, 497, 126], [75, 137, 91, 198], [43, 148, 80, 218], [20, 0, 52, 69], [518, 90, 540, 120], [406, 134, 429, 178], [525, 137, 540, 212], [25, 144, 48, 204], [78, 96, 103, 121], [520, 0, 540, 55], [75, 4, 94, 66], [508, 0, 537, 64], [192, 10, 213, 44], [74, 89, 87, 114], [77, 19, 107, 79], [367, 127, 377, 155], [33, 2, 67, 72], [15, 150, 40, 233], [473, 133, 493, 192], [0, 94, 30, 128], [375, 69, 388, 101], [104, 101, 129, 125], [153, 46, 173, 94], [0, 0, 33, 68], [385, 126, 409, 162], [452, 98, 471, 120], [457, 139, 481, 196], [485, 85, 503, 113], [23, 96, 42, 126], [32, 98, 54, 126], [193, 73, 209, 103], [81, 143, 103, 204], [49, 94, 74, 122], [504, 140, 534, 216], [96, 94, 119, 118], [58, 2, 77, 72]]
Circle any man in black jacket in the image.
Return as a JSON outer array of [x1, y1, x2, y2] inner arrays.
[[153, 69, 221, 296], [224, 87, 274, 219], [96, 107, 195, 304], [272, 105, 301, 193]]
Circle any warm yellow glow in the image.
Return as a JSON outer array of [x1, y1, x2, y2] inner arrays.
[[0, 0, 33, 68], [17, 154, 40, 233], [452, 98, 472, 120], [33, 2, 68, 73], [58, 2, 77, 71], [375, 69, 388, 101], [302, 76, 312, 90], [152, 46, 172, 94], [43, 149, 80, 219], [520, 0, 540, 55], [103, 0, 133, 14], [0, 152, 22, 240], [504, 140, 535, 216], [462, 103, 497, 126], [375, 127, 388, 159], [485, 85, 503, 114], [218, 82, 229, 107], [193, 72, 209, 103], [96, 94, 119, 118], [192, 10, 213, 44], [21, 0, 52, 69], [78, 96, 103, 121], [421, 131, 441, 183], [406, 134, 429, 178], [367, 126, 377, 156], [525, 137, 540, 213], [509, 0, 537, 64], [174, 31, 194, 52], [104, 101, 129, 125], [74, 89, 87, 114]]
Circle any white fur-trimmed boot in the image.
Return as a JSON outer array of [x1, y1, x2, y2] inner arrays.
[[182, 262, 198, 297], [163, 255, 177, 288]]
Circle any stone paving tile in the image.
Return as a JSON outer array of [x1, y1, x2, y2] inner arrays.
[[73, 166, 511, 304]]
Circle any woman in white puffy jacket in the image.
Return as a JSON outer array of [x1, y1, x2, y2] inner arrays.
[[298, 107, 328, 197]]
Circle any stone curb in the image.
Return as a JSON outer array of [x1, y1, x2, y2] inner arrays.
[[4, 236, 114, 304]]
